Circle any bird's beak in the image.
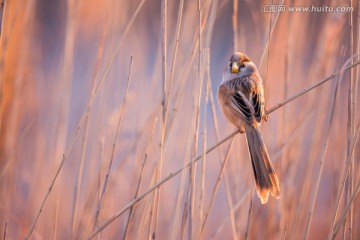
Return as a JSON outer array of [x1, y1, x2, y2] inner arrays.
[[231, 61, 239, 73]]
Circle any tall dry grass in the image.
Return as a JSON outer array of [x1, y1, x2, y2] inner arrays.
[[0, 0, 360, 239]]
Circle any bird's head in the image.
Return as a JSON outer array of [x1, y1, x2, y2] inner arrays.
[[222, 52, 258, 83], [229, 52, 252, 73]]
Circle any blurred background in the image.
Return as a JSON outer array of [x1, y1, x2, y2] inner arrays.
[[0, 0, 359, 239]]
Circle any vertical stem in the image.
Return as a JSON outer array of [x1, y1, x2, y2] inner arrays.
[[258, 0, 284, 70], [332, 180, 360, 239], [53, 201, 59, 240], [328, 121, 360, 240], [346, 1, 357, 239], [303, 70, 340, 240], [189, 2, 202, 238], [71, 115, 90, 235], [201, 138, 235, 234], [93, 56, 133, 233], [166, 0, 184, 123], [245, 189, 254, 240], [123, 118, 157, 240], [232, 0, 238, 51], [152, 0, 167, 238], [198, 49, 210, 240], [148, 164, 158, 240]]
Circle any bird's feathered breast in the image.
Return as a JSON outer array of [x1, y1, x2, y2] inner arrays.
[[218, 75, 264, 127]]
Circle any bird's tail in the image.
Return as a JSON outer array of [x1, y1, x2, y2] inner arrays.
[[245, 126, 280, 204]]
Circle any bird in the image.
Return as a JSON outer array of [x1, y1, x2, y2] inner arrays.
[[217, 52, 280, 204]]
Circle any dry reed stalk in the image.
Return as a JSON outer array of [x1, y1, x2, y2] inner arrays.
[[198, 49, 210, 240], [203, 0, 218, 49], [151, 1, 167, 238], [180, 200, 188, 240], [96, 139, 104, 240], [143, 164, 158, 240], [170, 125, 197, 239], [244, 188, 254, 240], [149, 161, 159, 240], [25, 1, 146, 237], [93, 56, 133, 233], [71, 25, 106, 235], [135, 167, 155, 240], [328, 121, 360, 239], [165, 5, 212, 141], [332, 179, 360, 239], [303, 56, 343, 240], [263, 0, 272, 101], [343, 2, 355, 237], [122, 118, 158, 240], [280, 5, 293, 235], [266, 60, 360, 115], [165, 0, 215, 140], [71, 115, 90, 235], [166, 0, 184, 121], [345, 2, 358, 237], [87, 60, 360, 238], [53, 201, 59, 240], [187, 1, 203, 238], [201, 137, 235, 234], [258, 0, 284, 70], [291, 47, 346, 238], [232, 0, 238, 51]]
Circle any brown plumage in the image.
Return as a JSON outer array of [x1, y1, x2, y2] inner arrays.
[[217, 52, 280, 204]]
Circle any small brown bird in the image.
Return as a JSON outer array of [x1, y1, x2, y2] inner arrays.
[[217, 52, 280, 204]]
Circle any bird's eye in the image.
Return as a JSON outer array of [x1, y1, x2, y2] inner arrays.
[[240, 62, 245, 68]]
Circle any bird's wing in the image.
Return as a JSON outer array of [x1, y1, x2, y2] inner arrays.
[[251, 92, 265, 123], [228, 91, 254, 125]]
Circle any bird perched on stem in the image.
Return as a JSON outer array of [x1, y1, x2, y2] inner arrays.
[[217, 52, 280, 204]]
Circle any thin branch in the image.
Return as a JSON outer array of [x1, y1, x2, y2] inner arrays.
[[122, 117, 157, 240], [345, 1, 356, 237], [71, 26, 106, 235], [166, 0, 184, 120], [258, 0, 284, 69], [53, 201, 59, 240], [245, 189, 254, 240], [188, 1, 203, 238], [93, 56, 134, 232], [232, 0, 238, 51], [198, 49, 210, 240], [332, 179, 360, 239], [170, 124, 196, 239], [151, 1, 167, 238], [86, 60, 360, 238], [201, 137, 235, 233], [328, 121, 360, 239], [266, 60, 360, 115], [303, 60, 341, 240]]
